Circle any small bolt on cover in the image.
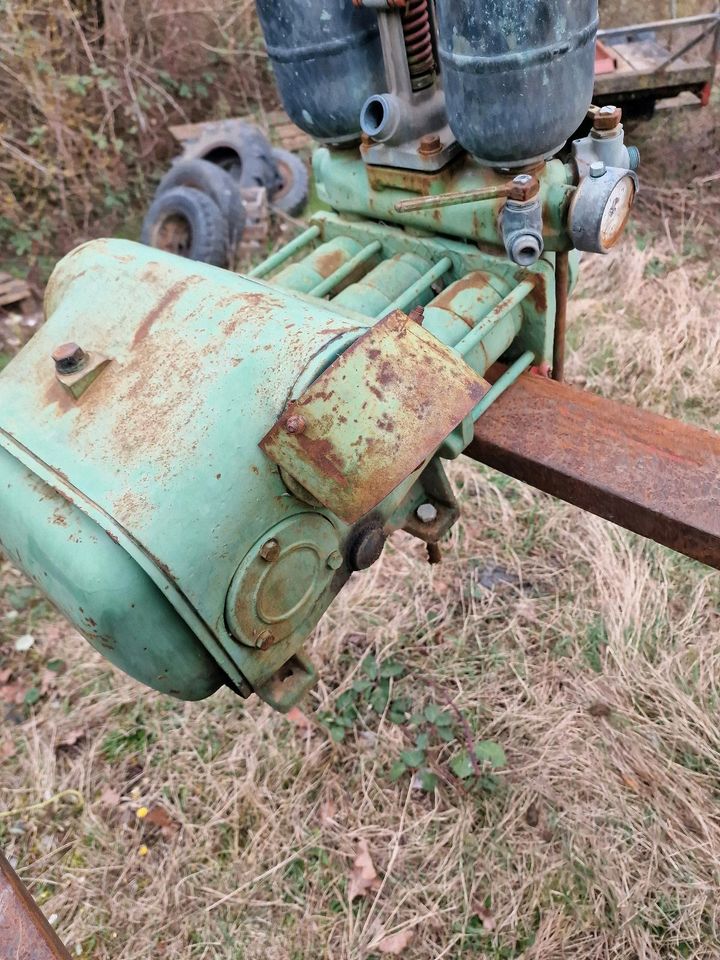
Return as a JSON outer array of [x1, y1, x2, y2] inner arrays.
[[260, 539, 280, 562], [285, 414, 306, 435], [589, 160, 607, 179], [416, 502, 438, 524], [418, 133, 443, 156], [52, 342, 87, 374]]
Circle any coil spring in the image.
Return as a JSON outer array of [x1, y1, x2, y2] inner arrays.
[[401, 0, 436, 91]]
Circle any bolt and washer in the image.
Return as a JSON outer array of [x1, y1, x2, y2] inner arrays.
[[590, 161, 607, 179], [52, 342, 87, 375], [260, 539, 280, 562], [285, 415, 306, 435], [416, 503, 438, 524], [418, 133, 443, 156]]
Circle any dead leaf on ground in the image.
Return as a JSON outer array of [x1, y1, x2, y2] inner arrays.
[[286, 706, 312, 729], [377, 929, 415, 954], [0, 681, 27, 705], [473, 903, 496, 931], [348, 838, 381, 900], [99, 787, 122, 807], [319, 798, 336, 825], [0, 669, 12, 685], [0, 738, 16, 760], [143, 803, 180, 837]]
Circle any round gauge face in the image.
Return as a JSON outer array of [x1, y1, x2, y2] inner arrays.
[[600, 176, 636, 251]]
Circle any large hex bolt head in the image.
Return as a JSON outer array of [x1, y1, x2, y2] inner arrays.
[[52, 342, 88, 374]]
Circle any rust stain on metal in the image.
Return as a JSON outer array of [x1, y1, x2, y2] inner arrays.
[[314, 250, 346, 278], [0, 851, 72, 959], [468, 366, 720, 570], [260, 309, 488, 523], [132, 276, 202, 347]]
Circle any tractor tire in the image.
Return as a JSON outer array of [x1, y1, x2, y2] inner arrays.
[[156, 158, 245, 246], [141, 186, 229, 267], [269, 148, 310, 217], [183, 121, 281, 195]]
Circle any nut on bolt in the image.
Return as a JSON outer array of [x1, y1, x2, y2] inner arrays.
[[507, 175, 540, 203], [260, 539, 280, 562], [416, 503, 438, 524], [418, 133, 443, 157], [593, 105, 622, 131], [285, 415, 306, 435], [52, 342, 88, 374]]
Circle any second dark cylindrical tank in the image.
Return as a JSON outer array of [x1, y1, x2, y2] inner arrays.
[[436, 0, 599, 167], [255, 0, 387, 145]]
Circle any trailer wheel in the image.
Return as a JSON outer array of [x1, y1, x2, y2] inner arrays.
[[270, 148, 310, 217], [141, 186, 229, 267], [156, 159, 245, 245]]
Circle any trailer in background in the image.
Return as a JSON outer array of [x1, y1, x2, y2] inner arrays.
[[594, 12, 720, 115]]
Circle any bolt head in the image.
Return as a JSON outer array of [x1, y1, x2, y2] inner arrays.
[[513, 174, 532, 185], [260, 539, 280, 562], [593, 106, 622, 131], [418, 133, 443, 156], [256, 630, 275, 650], [52, 342, 87, 373], [589, 160, 607, 179], [285, 415, 306, 435], [416, 503, 438, 524]]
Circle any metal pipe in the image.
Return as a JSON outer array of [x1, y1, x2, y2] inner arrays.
[[0, 850, 72, 959], [466, 365, 720, 570], [470, 351, 535, 421], [309, 241, 382, 298], [454, 280, 534, 358], [657, 21, 720, 71], [552, 251, 569, 381], [598, 13, 720, 41], [380, 257, 453, 315], [248, 226, 321, 279], [395, 183, 511, 214]]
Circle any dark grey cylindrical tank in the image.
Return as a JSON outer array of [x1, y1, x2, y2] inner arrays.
[[255, 0, 387, 145], [436, 0, 599, 167]]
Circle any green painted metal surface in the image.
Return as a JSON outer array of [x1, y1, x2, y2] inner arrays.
[[314, 149, 576, 252], [0, 137, 577, 711]]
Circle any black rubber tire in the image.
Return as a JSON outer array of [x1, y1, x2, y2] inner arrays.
[[184, 122, 282, 194], [156, 158, 245, 246], [269, 148, 310, 217], [141, 186, 229, 267]]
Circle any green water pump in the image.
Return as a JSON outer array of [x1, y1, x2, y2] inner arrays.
[[0, 1, 639, 711]]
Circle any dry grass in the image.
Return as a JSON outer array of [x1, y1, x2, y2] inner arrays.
[[0, 0, 270, 264], [2, 104, 720, 960]]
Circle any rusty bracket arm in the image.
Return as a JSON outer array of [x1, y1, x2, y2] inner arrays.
[[0, 850, 72, 960], [466, 368, 720, 570]]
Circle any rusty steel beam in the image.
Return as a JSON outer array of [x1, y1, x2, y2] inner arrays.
[[467, 370, 720, 570], [0, 851, 71, 960]]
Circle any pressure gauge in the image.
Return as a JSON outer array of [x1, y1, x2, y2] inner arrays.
[[569, 167, 639, 254]]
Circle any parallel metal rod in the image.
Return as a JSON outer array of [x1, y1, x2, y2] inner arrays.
[[657, 21, 719, 71], [310, 241, 381, 298], [0, 850, 72, 959], [455, 280, 535, 358], [394, 184, 510, 214], [598, 14, 720, 40], [248, 225, 321, 279], [471, 351, 534, 421], [380, 257, 453, 317], [466, 366, 720, 570], [552, 251, 569, 381]]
